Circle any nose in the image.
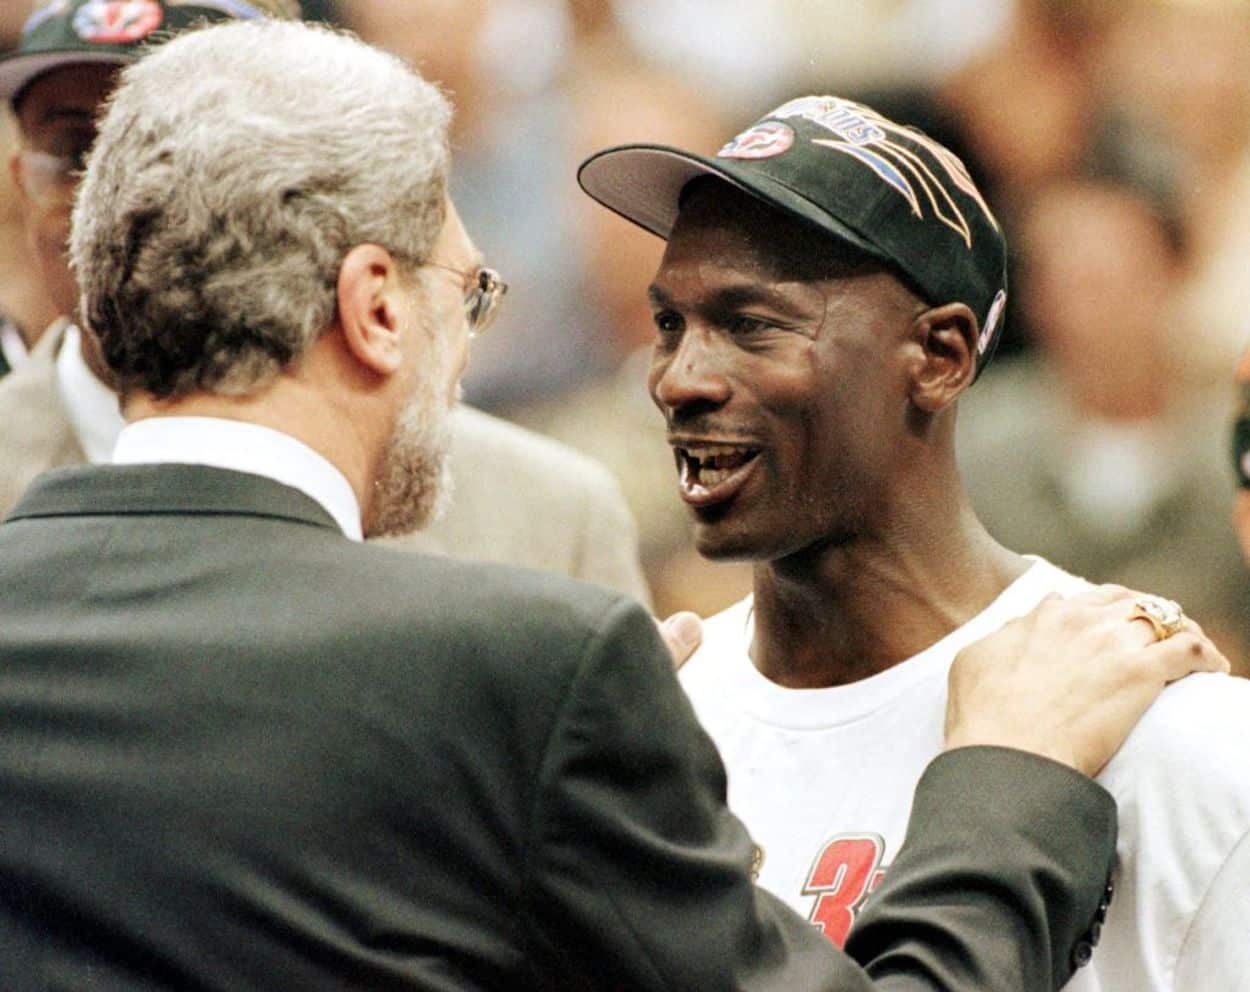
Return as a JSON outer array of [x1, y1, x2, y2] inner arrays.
[[650, 327, 732, 419]]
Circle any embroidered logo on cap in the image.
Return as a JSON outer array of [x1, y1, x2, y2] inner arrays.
[[73, 0, 164, 44], [167, 0, 267, 18], [22, 0, 72, 36], [718, 121, 795, 160], [766, 96, 999, 249]]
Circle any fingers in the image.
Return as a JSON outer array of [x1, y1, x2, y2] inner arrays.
[[1068, 584, 1138, 607], [657, 611, 703, 670], [1072, 586, 1206, 653], [1143, 631, 1232, 683]]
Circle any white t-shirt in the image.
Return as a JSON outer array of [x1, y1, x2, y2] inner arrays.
[[679, 558, 1250, 991]]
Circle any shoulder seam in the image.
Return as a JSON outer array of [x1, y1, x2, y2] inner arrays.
[[1168, 822, 1250, 987]]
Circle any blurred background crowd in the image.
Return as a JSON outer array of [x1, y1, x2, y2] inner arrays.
[[3, 0, 1248, 669]]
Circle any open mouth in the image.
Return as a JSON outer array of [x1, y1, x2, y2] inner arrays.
[[673, 443, 761, 506]]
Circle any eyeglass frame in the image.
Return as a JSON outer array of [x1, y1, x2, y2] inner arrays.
[[424, 261, 508, 337]]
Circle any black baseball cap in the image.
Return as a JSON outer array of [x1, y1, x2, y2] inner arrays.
[[578, 94, 1010, 381], [0, 0, 294, 106]]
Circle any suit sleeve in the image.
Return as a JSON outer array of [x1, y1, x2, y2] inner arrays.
[[848, 748, 1117, 990], [521, 597, 1118, 991]]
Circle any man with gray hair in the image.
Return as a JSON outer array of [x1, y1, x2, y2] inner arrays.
[[0, 0, 648, 601], [0, 18, 1228, 990]]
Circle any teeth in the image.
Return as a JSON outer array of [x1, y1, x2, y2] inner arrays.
[[699, 467, 736, 486], [680, 458, 706, 495], [682, 443, 751, 459], [678, 443, 758, 491]]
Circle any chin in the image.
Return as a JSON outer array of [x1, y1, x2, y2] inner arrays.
[[693, 513, 850, 567], [691, 515, 777, 563]]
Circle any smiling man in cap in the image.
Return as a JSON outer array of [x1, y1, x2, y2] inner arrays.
[[580, 95, 1250, 989]]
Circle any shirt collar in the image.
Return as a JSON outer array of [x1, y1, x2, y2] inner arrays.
[[56, 324, 126, 464], [112, 416, 364, 542], [0, 317, 29, 372]]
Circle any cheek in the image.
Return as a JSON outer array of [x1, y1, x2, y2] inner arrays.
[[29, 202, 71, 254], [448, 337, 469, 402], [645, 351, 669, 409], [1236, 492, 1250, 564]]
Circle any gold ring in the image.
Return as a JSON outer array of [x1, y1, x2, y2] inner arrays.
[[1130, 595, 1185, 641]]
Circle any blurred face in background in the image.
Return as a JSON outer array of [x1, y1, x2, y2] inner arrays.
[[1099, 4, 1250, 173], [939, 12, 1093, 194], [1018, 179, 1179, 417], [10, 64, 118, 319], [343, 0, 486, 125], [568, 55, 729, 355]]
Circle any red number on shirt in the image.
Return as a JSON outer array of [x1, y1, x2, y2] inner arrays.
[[803, 834, 886, 947]]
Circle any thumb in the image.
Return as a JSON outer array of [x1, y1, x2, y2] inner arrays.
[[658, 611, 703, 670]]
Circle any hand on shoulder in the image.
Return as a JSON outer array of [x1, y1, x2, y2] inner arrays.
[[946, 585, 1230, 777]]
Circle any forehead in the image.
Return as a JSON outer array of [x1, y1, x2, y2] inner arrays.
[[15, 63, 119, 134], [659, 179, 874, 286]]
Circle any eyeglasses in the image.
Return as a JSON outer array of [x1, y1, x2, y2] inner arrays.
[[425, 262, 508, 337]]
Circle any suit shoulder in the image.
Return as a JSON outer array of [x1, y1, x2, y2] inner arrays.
[[452, 406, 623, 499], [328, 538, 642, 648]]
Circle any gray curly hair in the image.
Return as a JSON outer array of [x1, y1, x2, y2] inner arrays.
[[70, 18, 451, 399]]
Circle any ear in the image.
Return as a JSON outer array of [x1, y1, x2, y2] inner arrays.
[[336, 244, 408, 377], [907, 302, 979, 413]]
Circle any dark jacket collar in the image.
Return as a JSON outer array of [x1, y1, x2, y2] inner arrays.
[[3, 463, 342, 534]]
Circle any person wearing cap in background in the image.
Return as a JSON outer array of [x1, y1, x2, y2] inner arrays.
[[0, 0, 650, 606], [580, 95, 1250, 990]]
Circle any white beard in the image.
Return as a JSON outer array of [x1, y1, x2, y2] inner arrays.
[[364, 338, 456, 540]]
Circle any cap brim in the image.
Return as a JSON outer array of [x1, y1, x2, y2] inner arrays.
[[577, 143, 887, 262], [0, 50, 133, 102]]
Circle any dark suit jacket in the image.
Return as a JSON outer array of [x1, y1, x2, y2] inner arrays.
[[0, 464, 1115, 990]]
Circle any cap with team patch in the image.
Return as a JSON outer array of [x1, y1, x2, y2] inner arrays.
[[0, 0, 295, 105], [578, 95, 1009, 381]]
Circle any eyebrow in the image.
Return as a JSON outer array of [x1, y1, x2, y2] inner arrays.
[[648, 281, 814, 315]]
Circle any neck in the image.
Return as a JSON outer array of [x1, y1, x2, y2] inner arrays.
[[750, 471, 1027, 689]]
